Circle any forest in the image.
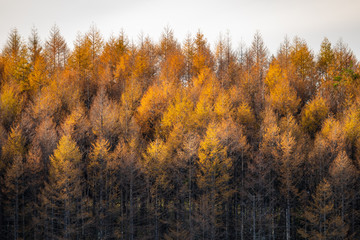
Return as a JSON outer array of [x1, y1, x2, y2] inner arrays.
[[0, 25, 359, 240]]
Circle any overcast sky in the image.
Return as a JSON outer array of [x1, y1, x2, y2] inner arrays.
[[1, 0, 360, 58]]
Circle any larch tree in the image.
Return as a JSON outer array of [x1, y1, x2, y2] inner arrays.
[[160, 91, 198, 238], [157, 26, 184, 86], [85, 25, 103, 104], [3, 29, 30, 93], [32, 117, 58, 172], [329, 151, 357, 237], [246, 31, 269, 116], [45, 25, 68, 74], [27, 55, 49, 96], [196, 123, 231, 240], [298, 179, 347, 240], [69, 31, 100, 108], [61, 105, 92, 154], [112, 137, 142, 240], [324, 40, 358, 114], [192, 31, 214, 76], [183, 33, 195, 84], [89, 86, 120, 147], [301, 95, 329, 138], [342, 105, 360, 157], [88, 137, 113, 238], [290, 37, 317, 105], [317, 37, 334, 80], [2, 126, 26, 240], [277, 36, 292, 70], [136, 79, 176, 141], [174, 132, 200, 240], [307, 117, 345, 196], [276, 115, 304, 240], [249, 107, 279, 240], [142, 138, 170, 240], [38, 135, 88, 239], [4, 155, 25, 240], [215, 33, 237, 89], [22, 144, 44, 240], [216, 118, 250, 240], [28, 27, 43, 67], [0, 82, 23, 130], [99, 32, 131, 99], [85, 24, 103, 74], [265, 59, 300, 117], [3, 28, 22, 59], [162, 126, 196, 240]]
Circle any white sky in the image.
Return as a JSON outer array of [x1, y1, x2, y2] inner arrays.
[[1, 0, 360, 58]]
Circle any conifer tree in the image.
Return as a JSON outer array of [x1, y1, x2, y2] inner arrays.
[[28, 27, 43, 67], [2, 126, 26, 240], [45, 25, 68, 73], [298, 179, 347, 240], [88, 137, 113, 239], [38, 135, 88, 239], [196, 123, 231, 239]]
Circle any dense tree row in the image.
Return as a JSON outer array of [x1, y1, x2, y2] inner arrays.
[[0, 25, 359, 239]]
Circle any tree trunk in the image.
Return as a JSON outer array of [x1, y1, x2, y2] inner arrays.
[[130, 168, 134, 240], [286, 198, 290, 240], [252, 195, 256, 240], [155, 190, 159, 240], [14, 180, 18, 240], [189, 157, 193, 240]]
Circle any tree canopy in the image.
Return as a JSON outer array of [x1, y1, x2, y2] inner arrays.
[[0, 26, 359, 239]]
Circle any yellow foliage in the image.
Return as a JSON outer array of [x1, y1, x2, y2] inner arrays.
[[57, 70, 82, 110], [265, 60, 283, 91], [194, 97, 213, 131], [329, 151, 356, 186], [68, 34, 91, 73], [198, 123, 231, 191], [193, 53, 206, 75], [301, 95, 329, 136], [342, 106, 360, 144], [280, 131, 296, 158], [192, 67, 215, 89], [50, 135, 82, 176], [114, 52, 130, 80], [133, 52, 150, 79], [1, 126, 25, 170], [161, 92, 194, 135], [192, 73, 219, 129], [318, 117, 344, 149], [143, 139, 169, 176], [0, 82, 23, 128], [214, 91, 232, 121], [28, 57, 49, 94], [216, 118, 249, 154], [31, 81, 61, 121], [265, 59, 300, 116], [279, 114, 300, 138], [268, 78, 300, 116], [159, 51, 185, 84], [90, 87, 120, 139], [136, 81, 176, 137], [61, 105, 90, 143], [237, 102, 256, 128], [290, 38, 315, 81], [88, 138, 111, 170], [260, 108, 280, 154]]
